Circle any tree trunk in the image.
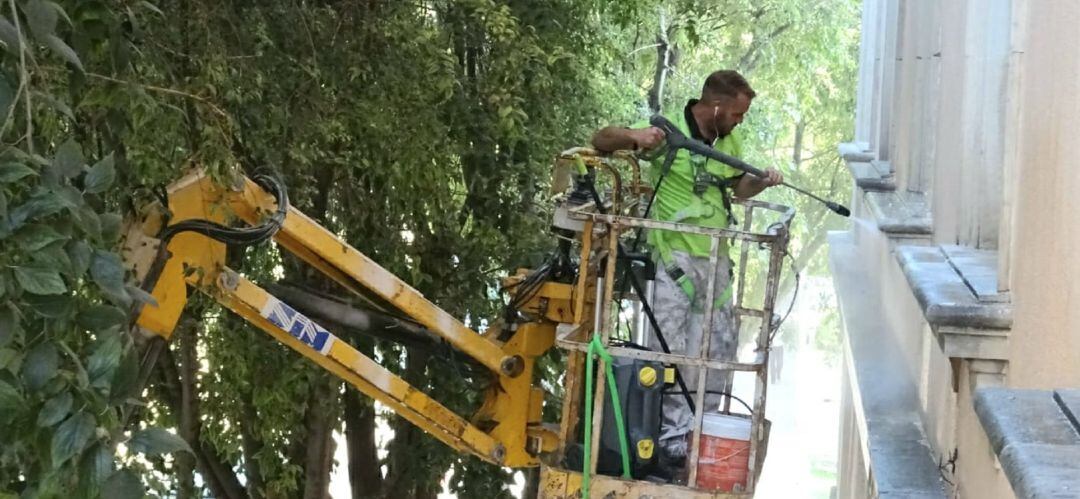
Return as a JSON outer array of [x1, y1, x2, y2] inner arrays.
[[156, 322, 248, 499], [522, 467, 540, 499], [175, 323, 197, 499], [647, 11, 676, 114], [344, 366, 382, 498], [239, 390, 267, 499], [380, 349, 432, 498], [293, 163, 343, 499], [737, 23, 793, 74], [792, 119, 806, 167], [302, 378, 339, 499]]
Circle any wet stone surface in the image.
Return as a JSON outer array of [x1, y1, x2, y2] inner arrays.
[[975, 388, 1080, 499]]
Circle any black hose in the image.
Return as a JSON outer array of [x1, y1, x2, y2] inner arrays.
[[649, 115, 850, 217], [158, 173, 289, 246], [661, 389, 754, 415], [582, 175, 697, 414]]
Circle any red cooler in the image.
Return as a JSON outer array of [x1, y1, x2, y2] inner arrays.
[[695, 413, 752, 491]]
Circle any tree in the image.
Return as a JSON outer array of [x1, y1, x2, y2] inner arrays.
[[0, 0, 859, 497]]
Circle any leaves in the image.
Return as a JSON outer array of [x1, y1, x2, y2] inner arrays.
[[138, 1, 164, 16], [0, 163, 37, 183], [0, 379, 21, 416], [52, 140, 84, 180], [83, 155, 115, 194], [101, 470, 144, 499], [23, 292, 74, 318], [14, 224, 68, 251], [23, 0, 59, 40], [100, 213, 122, 244], [77, 305, 127, 331], [68, 240, 92, 277], [127, 428, 193, 456], [8, 191, 74, 228], [79, 444, 115, 489], [22, 342, 59, 390], [0, 17, 20, 54], [51, 412, 96, 468], [13, 266, 67, 295], [44, 34, 83, 72], [37, 391, 73, 427], [89, 250, 129, 306], [0, 306, 17, 346], [0, 0, 860, 496], [86, 331, 122, 387]]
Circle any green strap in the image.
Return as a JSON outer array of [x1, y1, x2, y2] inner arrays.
[[583, 333, 632, 497], [573, 154, 589, 175], [656, 251, 735, 311], [713, 280, 735, 310]]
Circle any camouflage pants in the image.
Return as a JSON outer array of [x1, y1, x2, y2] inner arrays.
[[649, 250, 737, 454]]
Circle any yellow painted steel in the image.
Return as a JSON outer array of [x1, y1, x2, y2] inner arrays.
[[538, 465, 753, 499], [225, 176, 515, 376], [131, 169, 562, 468], [472, 321, 556, 466], [135, 172, 227, 338], [212, 271, 506, 463]]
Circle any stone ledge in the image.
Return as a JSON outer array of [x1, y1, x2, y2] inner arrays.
[[896, 245, 1012, 332], [1000, 444, 1080, 499], [829, 232, 947, 499], [866, 191, 932, 236], [847, 160, 897, 192], [940, 245, 1007, 303], [974, 388, 1080, 499], [839, 141, 876, 162]]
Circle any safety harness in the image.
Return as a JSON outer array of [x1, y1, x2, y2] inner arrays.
[[652, 107, 741, 311]]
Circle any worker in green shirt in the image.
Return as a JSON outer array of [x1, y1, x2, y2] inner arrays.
[[591, 70, 782, 470]]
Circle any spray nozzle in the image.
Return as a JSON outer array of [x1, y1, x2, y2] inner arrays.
[[826, 201, 851, 217]]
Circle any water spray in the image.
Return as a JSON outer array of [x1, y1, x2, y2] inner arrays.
[[649, 115, 850, 217]]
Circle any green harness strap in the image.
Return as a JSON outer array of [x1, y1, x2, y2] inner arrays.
[[655, 248, 735, 312], [582, 333, 632, 497]]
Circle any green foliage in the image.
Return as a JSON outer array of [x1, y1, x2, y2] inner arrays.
[[0, 0, 858, 497]]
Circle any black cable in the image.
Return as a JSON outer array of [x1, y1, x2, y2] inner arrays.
[[580, 173, 698, 414], [661, 389, 754, 415], [157, 173, 289, 247], [768, 249, 800, 343]]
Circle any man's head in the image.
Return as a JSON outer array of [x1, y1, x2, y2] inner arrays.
[[701, 70, 755, 138]]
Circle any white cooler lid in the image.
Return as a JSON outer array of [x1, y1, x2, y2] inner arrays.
[[701, 413, 752, 441]]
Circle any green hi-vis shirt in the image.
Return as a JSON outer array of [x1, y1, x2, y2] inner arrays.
[[633, 108, 745, 260]]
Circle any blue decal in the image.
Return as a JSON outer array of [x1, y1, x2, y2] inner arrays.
[[263, 298, 334, 354]]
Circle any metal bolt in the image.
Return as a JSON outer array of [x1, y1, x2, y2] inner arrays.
[[218, 270, 240, 291], [500, 355, 524, 377], [490, 444, 506, 464]]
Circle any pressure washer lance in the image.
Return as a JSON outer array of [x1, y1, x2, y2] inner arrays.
[[649, 115, 851, 217]]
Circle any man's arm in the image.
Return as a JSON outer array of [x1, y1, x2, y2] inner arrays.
[[591, 126, 664, 153], [733, 167, 783, 198]]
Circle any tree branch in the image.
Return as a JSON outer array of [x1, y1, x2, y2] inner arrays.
[[737, 22, 793, 74], [155, 327, 248, 499]]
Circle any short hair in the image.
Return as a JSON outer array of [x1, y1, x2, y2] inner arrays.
[[701, 70, 756, 102]]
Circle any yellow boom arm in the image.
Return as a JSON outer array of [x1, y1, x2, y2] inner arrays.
[[123, 170, 567, 466]]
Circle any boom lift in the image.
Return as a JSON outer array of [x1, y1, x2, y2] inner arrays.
[[123, 133, 794, 497]]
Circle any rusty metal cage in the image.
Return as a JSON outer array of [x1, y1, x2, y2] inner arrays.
[[542, 150, 795, 498]]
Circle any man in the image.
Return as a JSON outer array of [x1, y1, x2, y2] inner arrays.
[[591, 70, 782, 465]]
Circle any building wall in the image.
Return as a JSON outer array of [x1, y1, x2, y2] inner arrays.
[[954, 366, 1013, 499], [834, 0, 1080, 497], [1003, 0, 1080, 389]]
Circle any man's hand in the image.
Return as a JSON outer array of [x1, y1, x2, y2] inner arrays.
[[630, 127, 665, 150], [760, 167, 783, 187], [591, 126, 665, 153], [734, 167, 784, 198]]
